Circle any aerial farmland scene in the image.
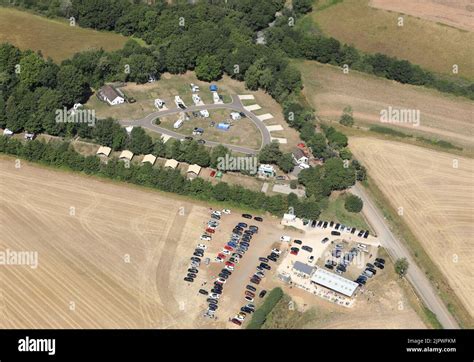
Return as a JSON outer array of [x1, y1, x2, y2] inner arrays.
[[0, 0, 472, 360]]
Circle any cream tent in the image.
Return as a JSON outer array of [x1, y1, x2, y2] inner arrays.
[[96, 146, 112, 157], [187, 164, 201, 176], [142, 154, 157, 165], [164, 159, 179, 169], [119, 150, 134, 161]]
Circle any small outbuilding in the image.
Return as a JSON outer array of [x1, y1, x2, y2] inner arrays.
[[164, 159, 179, 169], [187, 164, 201, 177], [99, 85, 125, 106], [119, 150, 134, 161], [142, 154, 157, 165], [96, 146, 112, 157]]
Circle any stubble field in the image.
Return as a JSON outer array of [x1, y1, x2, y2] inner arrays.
[[349, 138, 474, 317]]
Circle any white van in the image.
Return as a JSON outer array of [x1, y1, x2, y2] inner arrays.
[[280, 235, 291, 242], [173, 119, 184, 129]]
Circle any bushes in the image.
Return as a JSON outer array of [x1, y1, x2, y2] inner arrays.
[[344, 194, 363, 213], [246, 287, 284, 329]]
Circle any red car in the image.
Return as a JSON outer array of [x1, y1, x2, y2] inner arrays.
[[225, 261, 235, 267], [290, 248, 299, 255], [210, 170, 216, 177], [245, 291, 255, 298], [217, 253, 226, 259], [224, 245, 233, 251], [206, 228, 215, 233], [231, 318, 242, 326]]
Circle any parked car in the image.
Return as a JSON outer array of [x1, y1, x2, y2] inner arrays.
[[246, 285, 256, 292], [200, 234, 212, 241], [238, 222, 248, 228], [357, 230, 364, 237], [311, 220, 317, 227], [190, 257, 201, 262], [242, 214, 252, 219], [206, 228, 215, 234], [245, 291, 255, 298], [331, 231, 341, 236], [254, 216, 263, 222], [250, 278, 260, 285], [199, 289, 208, 295], [374, 262, 385, 269], [375, 258, 386, 264], [188, 268, 198, 273], [260, 263, 271, 270], [184, 277, 194, 282], [363, 231, 369, 238], [245, 296, 254, 302], [259, 290, 267, 298], [222, 209, 231, 214], [210, 214, 220, 220], [321, 237, 329, 244], [231, 318, 242, 326], [301, 245, 313, 252], [268, 256, 277, 262], [271, 248, 282, 255], [259, 257, 269, 262], [187, 273, 197, 278], [290, 248, 299, 255], [293, 239, 303, 245]]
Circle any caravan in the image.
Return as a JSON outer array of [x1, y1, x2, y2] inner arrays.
[[173, 119, 184, 129]]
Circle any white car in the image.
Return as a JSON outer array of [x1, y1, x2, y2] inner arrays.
[[216, 277, 227, 284], [222, 249, 231, 255], [225, 265, 234, 271], [212, 210, 222, 216], [222, 209, 231, 215], [214, 257, 223, 263], [200, 235, 212, 241], [279, 236, 291, 242], [197, 244, 208, 250], [255, 271, 265, 279], [271, 248, 282, 255], [210, 293, 220, 299]]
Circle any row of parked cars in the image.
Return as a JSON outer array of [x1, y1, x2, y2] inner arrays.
[[306, 219, 370, 239], [230, 248, 281, 326], [204, 218, 259, 318], [355, 258, 385, 286]]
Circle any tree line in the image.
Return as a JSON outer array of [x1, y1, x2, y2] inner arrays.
[[0, 135, 324, 219]]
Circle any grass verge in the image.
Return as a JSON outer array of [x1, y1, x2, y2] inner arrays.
[[246, 287, 283, 329]]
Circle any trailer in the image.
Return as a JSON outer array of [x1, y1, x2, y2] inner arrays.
[[173, 119, 184, 129]]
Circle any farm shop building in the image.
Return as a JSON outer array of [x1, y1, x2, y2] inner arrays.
[[311, 268, 359, 298]]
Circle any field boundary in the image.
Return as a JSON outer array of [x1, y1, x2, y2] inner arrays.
[[361, 178, 473, 328]]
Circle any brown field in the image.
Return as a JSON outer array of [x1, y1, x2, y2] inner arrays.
[[349, 138, 474, 317], [309, 0, 474, 79], [0, 7, 128, 62], [297, 60, 474, 151], [370, 0, 474, 32], [0, 157, 287, 328]]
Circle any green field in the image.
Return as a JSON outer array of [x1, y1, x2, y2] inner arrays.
[[304, 0, 474, 80], [319, 193, 371, 231], [0, 7, 128, 62]]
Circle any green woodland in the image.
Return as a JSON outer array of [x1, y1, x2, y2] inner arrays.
[[1, 0, 469, 219]]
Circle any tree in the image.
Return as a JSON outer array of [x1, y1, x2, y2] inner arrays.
[[293, 0, 313, 15], [195, 55, 222, 82], [56, 64, 90, 106], [339, 106, 354, 127], [344, 194, 363, 213], [395, 258, 409, 277], [129, 127, 153, 155]]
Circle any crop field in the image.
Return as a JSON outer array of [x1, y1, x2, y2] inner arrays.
[[0, 7, 128, 62], [349, 138, 474, 317], [307, 0, 474, 80], [296, 60, 474, 151], [370, 0, 474, 32], [0, 157, 222, 328]]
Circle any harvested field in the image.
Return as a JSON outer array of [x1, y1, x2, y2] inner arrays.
[[309, 0, 474, 79], [0, 7, 128, 62], [349, 138, 474, 317], [297, 60, 474, 151], [0, 157, 223, 328], [370, 0, 474, 32]]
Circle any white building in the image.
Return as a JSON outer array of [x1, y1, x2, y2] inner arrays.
[[311, 268, 359, 298], [99, 85, 125, 106], [292, 148, 309, 165]]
